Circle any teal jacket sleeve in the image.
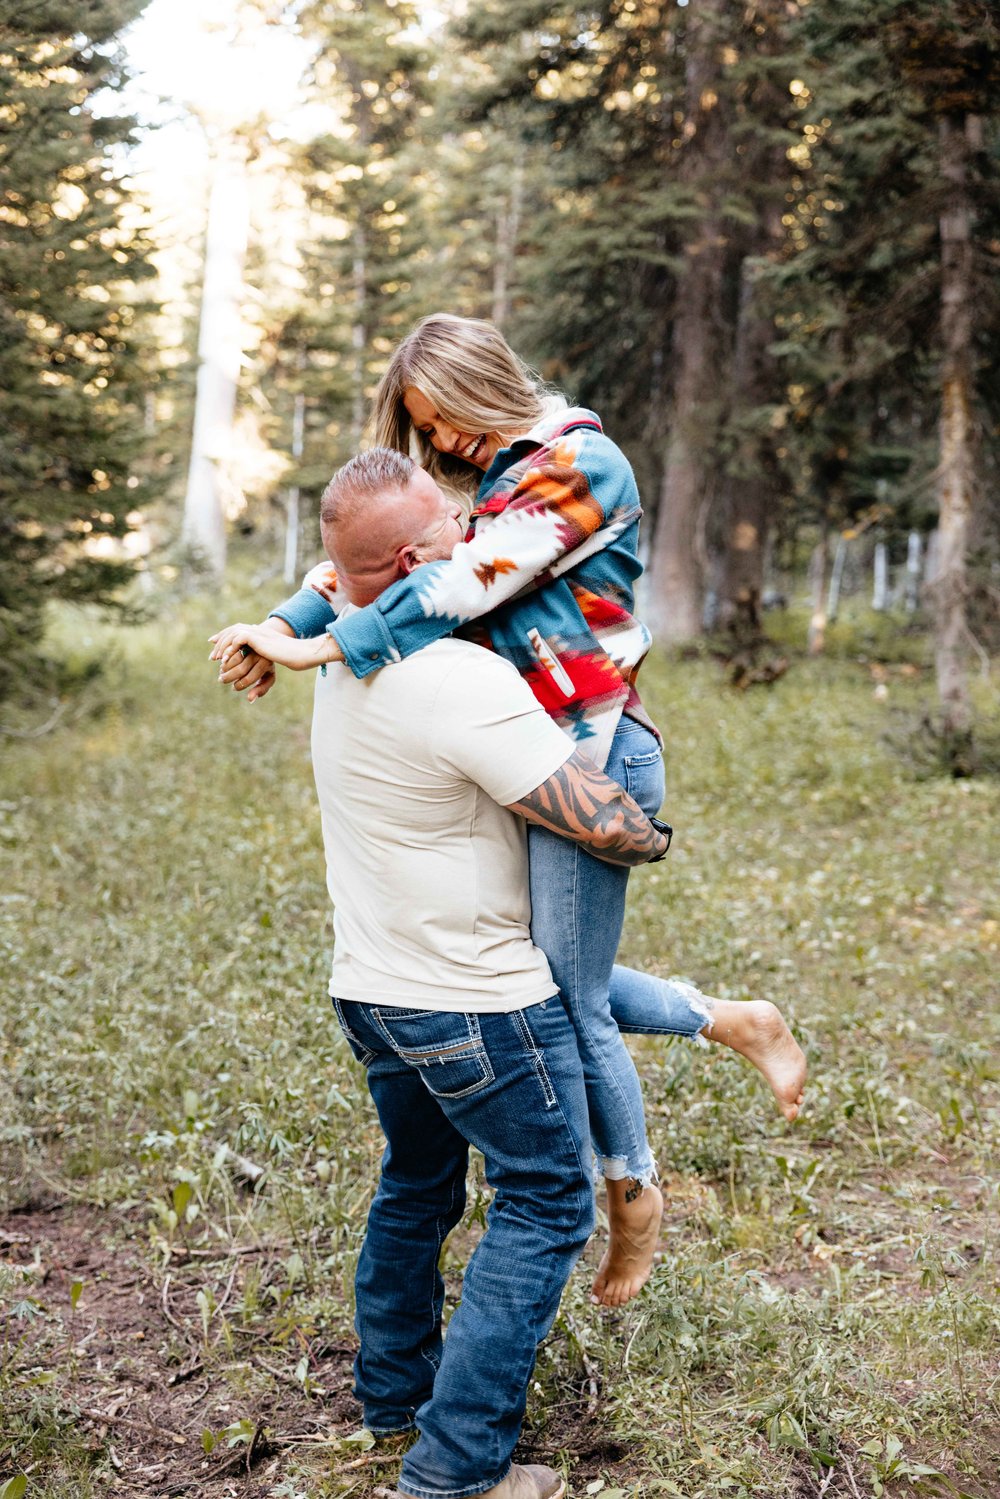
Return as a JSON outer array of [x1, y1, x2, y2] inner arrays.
[[267, 561, 345, 637], [268, 586, 336, 638]]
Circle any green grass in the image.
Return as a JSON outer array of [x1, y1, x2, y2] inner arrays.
[[1, 584, 998, 1498]]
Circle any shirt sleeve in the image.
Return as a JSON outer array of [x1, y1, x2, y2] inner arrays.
[[329, 432, 642, 679], [430, 652, 575, 807], [267, 561, 344, 638]]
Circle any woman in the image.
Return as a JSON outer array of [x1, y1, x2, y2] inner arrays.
[[215, 314, 806, 1307]]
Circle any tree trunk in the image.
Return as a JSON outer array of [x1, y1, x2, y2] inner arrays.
[[348, 79, 371, 452], [351, 222, 367, 450], [647, 0, 729, 641], [715, 192, 784, 632], [827, 534, 848, 621], [283, 390, 305, 586], [872, 541, 888, 610], [931, 112, 978, 741], [492, 149, 524, 330], [182, 136, 250, 579], [808, 536, 828, 656], [904, 531, 922, 612]]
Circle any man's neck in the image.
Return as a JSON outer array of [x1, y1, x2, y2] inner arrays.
[[339, 567, 404, 610]]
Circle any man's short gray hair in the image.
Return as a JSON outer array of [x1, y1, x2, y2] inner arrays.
[[320, 448, 416, 530]]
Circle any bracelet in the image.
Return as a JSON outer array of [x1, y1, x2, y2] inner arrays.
[[648, 816, 673, 862]]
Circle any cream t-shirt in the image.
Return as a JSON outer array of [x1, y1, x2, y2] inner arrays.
[[311, 636, 575, 1012]]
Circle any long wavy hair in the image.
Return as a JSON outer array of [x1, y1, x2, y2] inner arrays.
[[370, 314, 566, 497]]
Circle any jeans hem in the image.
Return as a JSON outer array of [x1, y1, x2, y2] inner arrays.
[[367, 1421, 416, 1437], [598, 1154, 658, 1188], [399, 1465, 511, 1499]]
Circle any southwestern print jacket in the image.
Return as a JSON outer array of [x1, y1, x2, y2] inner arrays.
[[270, 408, 659, 769]]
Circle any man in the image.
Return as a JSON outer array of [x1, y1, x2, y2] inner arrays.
[[211, 450, 668, 1499]]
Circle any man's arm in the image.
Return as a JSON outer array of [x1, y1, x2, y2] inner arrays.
[[506, 749, 667, 868]]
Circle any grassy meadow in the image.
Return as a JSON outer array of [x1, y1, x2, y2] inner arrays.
[[1, 582, 998, 1499]]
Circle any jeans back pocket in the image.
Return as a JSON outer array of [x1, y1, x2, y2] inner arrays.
[[373, 1009, 495, 1099], [623, 746, 665, 815], [332, 997, 375, 1066]]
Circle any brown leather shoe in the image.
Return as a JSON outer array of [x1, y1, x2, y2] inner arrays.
[[396, 1464, 566, 1499]]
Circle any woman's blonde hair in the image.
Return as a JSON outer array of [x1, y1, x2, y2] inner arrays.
[[370, 313, 566, 494]]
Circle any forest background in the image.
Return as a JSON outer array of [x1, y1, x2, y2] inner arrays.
[[1, 2, 999, 1497]]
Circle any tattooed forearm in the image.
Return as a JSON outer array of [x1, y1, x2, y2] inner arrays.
[[507, 750, 669, 867]]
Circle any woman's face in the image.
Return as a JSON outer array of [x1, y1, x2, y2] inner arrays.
[[403, 386, 505, 472]]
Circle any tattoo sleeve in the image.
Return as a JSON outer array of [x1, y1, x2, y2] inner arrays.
[[506, 750, 669, 867]]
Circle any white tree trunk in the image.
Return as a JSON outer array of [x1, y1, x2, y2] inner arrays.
[[182, 137, 250, 579], [827, 534, 848, 621], [932, 113, 978, 739], [872, 542, 888, 611], [905, 531, 923, 612], [351, 224, 367, 450], [808, 538, 828, 656], [492, 150, 524, 330], [924, 528, 941, 585], [283, 391, 306, 586]]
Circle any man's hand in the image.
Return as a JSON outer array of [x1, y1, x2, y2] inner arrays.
[[209, 620, 344, 692], [507, 749, 669, 867]]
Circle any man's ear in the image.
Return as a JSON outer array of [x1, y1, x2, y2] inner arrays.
[[397, 543, 420, 576]]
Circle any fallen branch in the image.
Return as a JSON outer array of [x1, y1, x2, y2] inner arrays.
[[80, 1406, 187, 1444], [0, 697, 67, 739]]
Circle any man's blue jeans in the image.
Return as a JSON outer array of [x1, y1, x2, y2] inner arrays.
[[333, 993, 594, 1498], [528, 717, 712, 1185]]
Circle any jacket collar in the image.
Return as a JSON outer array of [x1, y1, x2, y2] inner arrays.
[[474, 406, 602, 511]]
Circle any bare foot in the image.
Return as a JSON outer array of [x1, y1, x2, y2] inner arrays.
[[591, 1179, 664, 1308], [705, 998, 807, 1120]]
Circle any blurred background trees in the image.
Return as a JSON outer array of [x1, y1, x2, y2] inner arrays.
[[3, 0, 999, 757], [0, 0, 158, 702]]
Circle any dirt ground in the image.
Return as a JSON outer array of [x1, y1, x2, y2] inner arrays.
[[0, 1201, 639, 1498], [2, 1200, 368, 1497]]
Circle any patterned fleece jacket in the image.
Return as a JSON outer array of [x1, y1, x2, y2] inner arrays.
[[269, 407, 659, 770]]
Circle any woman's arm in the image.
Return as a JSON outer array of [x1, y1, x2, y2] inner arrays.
[[211, 562, 347, 700], [209, 621, 340, 674], [330, 432, 641, 678]]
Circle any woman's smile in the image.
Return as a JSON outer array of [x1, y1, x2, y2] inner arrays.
[[403, 387, 500, 470]]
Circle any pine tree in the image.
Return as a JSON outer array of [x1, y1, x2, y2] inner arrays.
[[774, 0, 1000, 752], [0, 0, 157, 706]]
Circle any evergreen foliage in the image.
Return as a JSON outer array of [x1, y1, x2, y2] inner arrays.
[[0, 0, 157, 704], [772, 0, 1000, 542]]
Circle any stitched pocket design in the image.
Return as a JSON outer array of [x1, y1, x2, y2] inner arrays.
[[623, 747, 665, 811], [332, 997, 375, 1066], [512, 1009, 556, 1108], [373, 1010, 495, 1099]]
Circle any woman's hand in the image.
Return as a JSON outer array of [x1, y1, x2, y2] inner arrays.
[[210, 618, 289, 702], [209, 621, 344, 685]]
